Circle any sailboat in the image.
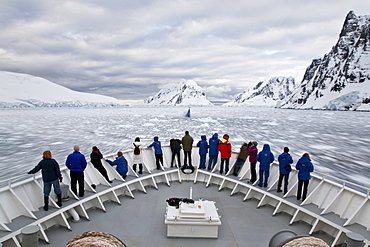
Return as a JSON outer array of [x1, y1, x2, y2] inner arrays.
[[185, 107, 191, 118]]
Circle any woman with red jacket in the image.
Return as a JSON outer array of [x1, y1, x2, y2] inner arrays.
[[218, 134, 232, 174]]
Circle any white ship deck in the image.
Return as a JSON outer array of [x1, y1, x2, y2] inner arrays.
[[0, 146, 369, 247]]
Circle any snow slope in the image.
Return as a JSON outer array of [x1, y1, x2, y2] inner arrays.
[[0, 71, 125, 107]]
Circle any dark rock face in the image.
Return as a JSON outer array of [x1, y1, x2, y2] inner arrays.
[[281, 11, 370, 110]]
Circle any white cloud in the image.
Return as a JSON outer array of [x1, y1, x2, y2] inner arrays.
[[0, 0, 368, 101]]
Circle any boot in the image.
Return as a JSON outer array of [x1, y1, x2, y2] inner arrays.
[[139, 164, 143, 174], [57, 193, 62, 207], [43, 196, 49, 211], [133, 164, 137, 173]]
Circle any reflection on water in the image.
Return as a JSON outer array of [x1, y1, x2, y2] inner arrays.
[[0, 107, 369, 188]]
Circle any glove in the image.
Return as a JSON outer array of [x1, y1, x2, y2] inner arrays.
[[59, 176, 63, 182]]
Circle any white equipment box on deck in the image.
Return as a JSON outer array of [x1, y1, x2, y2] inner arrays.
[[165, 200, 221, 238]]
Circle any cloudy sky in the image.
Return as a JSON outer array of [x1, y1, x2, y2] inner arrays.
[[0, 0, 369, 103]]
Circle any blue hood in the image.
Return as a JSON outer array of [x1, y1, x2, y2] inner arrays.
[[262, 144, 271, 151], [212, 133, 218, 139], [201, 135, 207, 141], [154, 136, 159, 141]]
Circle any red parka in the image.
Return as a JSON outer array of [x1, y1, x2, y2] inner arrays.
[[218, 136, 232, 159]]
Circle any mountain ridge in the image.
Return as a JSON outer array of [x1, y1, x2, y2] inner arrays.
[[280, 11, 370, 111], [143, 79, 213, 106]]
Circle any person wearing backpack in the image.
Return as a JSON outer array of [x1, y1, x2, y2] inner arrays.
[[277, 147, 293, 194], [132, 137, 143, 174]]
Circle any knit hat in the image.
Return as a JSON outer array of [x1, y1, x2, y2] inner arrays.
[[284, 147, 289, 153], [92, 146, 98, 151]]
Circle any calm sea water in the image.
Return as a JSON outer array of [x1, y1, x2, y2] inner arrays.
[[0, 107, 369, 188]]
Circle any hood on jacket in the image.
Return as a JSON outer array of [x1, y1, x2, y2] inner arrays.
[[262, 144, 270, 151], [223, 134, 229, 140], [212, 133, 218, 139], [220, 138, 229, 143], [154, 136, 159, 141], [201, 135, 207, 141]]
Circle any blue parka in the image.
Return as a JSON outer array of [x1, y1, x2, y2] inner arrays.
[[208, 133, 220, 156], [66, 151, 87, 172], [107, 156, 128, 176], [197, 135, 209, 155], [278, 152, 293, 175], [148, 136, 163, 154], [256, 144, 274, 171], [296, 156, 314, 180]]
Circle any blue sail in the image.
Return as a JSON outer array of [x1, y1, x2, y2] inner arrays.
[[185, 108, 191, 118]]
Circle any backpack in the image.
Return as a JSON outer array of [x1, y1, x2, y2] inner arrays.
[[133, 144, 140, 155]]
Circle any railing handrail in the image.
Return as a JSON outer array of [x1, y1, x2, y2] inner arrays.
[[1, 146, 369, 197]]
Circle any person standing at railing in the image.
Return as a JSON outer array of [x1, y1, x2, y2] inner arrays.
[[247, 141, 258, 183], [148, 136, 163, 170], [232, 142, 249, 176], [90, 146, 112, 183], [218, 134, 232, 174], [66, 145, 87, 197], [182, 131, 194, 166], [207, 133, 220, 171], [170, 138, 182, 167], [28, 150, 63, 211], [296, 153, 314, 201], [277, 147, 293, 194], [196, 135, 209, 169], [132, 137, 143, 174], [257, 144, 274, 187]]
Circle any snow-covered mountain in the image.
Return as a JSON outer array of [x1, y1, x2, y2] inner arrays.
[[281, 11, 370, 111], [0, 71, 125, 108], [224, 77, 296, 107], [143, 79, 213, 106]]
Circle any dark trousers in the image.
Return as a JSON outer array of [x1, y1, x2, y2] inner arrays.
[[95, 166, 110, 181], [199, 155, 206, 168], [258, 170, 270, 186], [277, 173, 290, 194], [171, 149, 181, 166], [70, 171, 84, 197], [183, 151, 192, 166], [155, 154, 163, 169], [297, 179, 310, 201], [208, 155, 218, 170], [250, 162, 257, 183], [220, 158, 230, 174]]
